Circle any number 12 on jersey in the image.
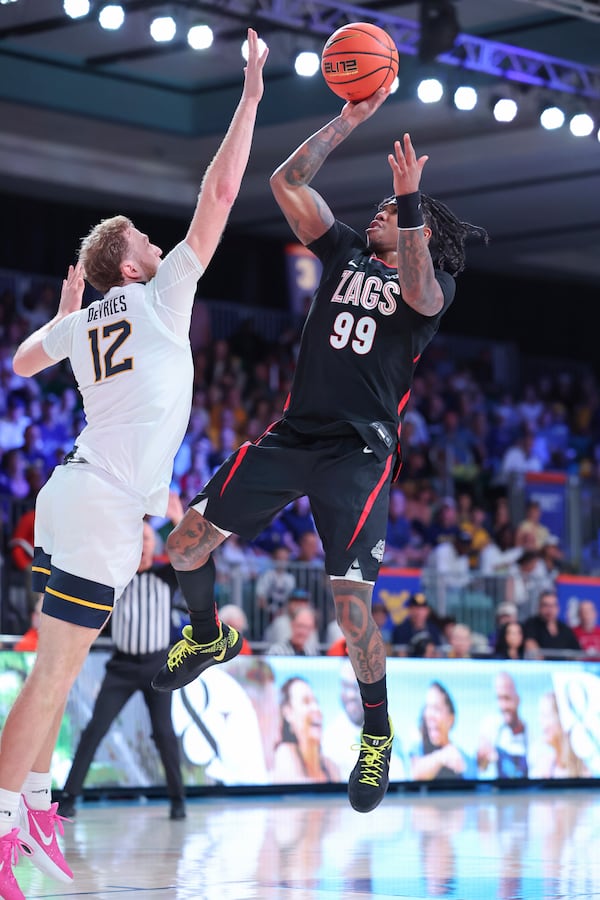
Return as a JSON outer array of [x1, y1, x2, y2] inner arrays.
[[88, 320, 133, 382]]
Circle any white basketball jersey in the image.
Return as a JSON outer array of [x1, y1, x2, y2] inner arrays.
[[43, 241, 203, 514]]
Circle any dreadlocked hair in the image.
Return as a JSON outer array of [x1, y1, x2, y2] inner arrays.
[[421, 193, 488, 276]]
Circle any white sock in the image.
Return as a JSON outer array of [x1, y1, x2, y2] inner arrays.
[[0, 788, 21, 836], [22, 771, 52, 811]]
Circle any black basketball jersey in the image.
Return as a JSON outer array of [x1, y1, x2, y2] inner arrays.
[[283, 220, 456, 458]]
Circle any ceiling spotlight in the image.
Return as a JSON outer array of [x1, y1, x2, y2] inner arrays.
[[98, 5, 124, 31], [417, 78, 444, 104], [241, 36, 267, 61], [453, 85, 477, 111], [294, 51, 320, 78], [492, 97, 518, 123], [419, 0, 460, 63], [187, 24, 213, 51], [539, 105, 565, 130], [63, 0, 90, 17], [150, 15, 176, 43], [569, 112, 594, 137]]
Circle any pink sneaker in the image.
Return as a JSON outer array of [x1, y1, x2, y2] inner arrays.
[[0, 827, 34, 900], [18, 799, 73, 884]]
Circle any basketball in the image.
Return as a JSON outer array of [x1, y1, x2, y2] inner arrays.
[[321, 22, 399, 102]]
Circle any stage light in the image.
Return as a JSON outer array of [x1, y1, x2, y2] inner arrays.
[[187, 24, 213, 51], [241, 35, 267, 61], [492, 97, 518, 123], [540, 105, 565, 130], [417, 78, 444, 103], [98, 5, 124, 31], [150, 15, 176, 43], [569, 112, 594, 136], [294, 51, 320, 78], [419, 0, 460, 63], [64, 0, 90, 17], [453, 85, 477, 111]]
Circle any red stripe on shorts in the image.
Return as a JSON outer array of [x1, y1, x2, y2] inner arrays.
[[220, 442, 251, 497], [346, 455, 393, 550]]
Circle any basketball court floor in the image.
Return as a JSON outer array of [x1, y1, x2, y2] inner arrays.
[[13, 785, 600, 899]]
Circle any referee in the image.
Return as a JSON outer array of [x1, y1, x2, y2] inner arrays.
[[58, 521, 186, 820]]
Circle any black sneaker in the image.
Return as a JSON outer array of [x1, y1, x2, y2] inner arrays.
[[348, 719, 394, 813], [56, 794, 76, 819], [169, 799, 186, 821], [151, 624, 242, 692]]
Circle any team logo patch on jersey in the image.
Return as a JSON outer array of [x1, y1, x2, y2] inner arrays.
[[371, 539, 385, 562]]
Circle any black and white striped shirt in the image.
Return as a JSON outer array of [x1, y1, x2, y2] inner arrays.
[[111, 570, 172, 655]]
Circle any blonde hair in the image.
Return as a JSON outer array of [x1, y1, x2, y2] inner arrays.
[[78, 215, 132, 293]]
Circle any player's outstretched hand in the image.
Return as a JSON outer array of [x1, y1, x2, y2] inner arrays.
[[342, 86, 390, 125], [388, 133, 428, 196], [242, 27, 269, 104], [58, 262, 85, 317]]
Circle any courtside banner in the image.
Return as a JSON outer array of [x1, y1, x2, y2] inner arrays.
[[556, 574, 600, 626], [2, 652, 598, 790], [524, 471, 569, 546], [373, 567, 423, 625], [284, 243, 322, 316]]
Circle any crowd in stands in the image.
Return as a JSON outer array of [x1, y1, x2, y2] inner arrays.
[[2, 274, 600, 661]]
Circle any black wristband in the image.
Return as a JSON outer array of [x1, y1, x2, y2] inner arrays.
[[395, 192, 424, 229]]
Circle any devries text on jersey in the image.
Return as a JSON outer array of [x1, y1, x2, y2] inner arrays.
[[87, 296, 128, 321]]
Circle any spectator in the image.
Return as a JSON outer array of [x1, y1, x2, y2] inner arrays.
[[488, 601, 519, 649], [218, 604, 253, 655], [573, 599, 600, 657], [505, 549, 550, 615], [523, 590, 581, 659], [255, 546, 297, 621], [280, 496, 316, 546], [372, 600, 394, 646], [383, 487, 413, 565], [479, 524, 522, 576], [13, 597, 43, 653], [515, 500, 553, 551], [425, 497, 461, 548], [446, 622, 473, 659], [391, 593, 441, 652], [494, 621, 526, 660], [263, 588, 319, 653], [499, 430, 544, 481], [267, 604, 320, 656]]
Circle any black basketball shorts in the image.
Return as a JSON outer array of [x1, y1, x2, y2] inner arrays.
[[189, 422, 394, 582]]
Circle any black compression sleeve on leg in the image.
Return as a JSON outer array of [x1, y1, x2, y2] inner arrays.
[[357, 676, 389, 736], [175, 558, 220, 642]]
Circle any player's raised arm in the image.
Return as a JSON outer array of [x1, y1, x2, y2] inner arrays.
[[388, 133, 443, 316], [270, 88, 390, 246], [184, 28, 268, 269], [13, 262, 85, 377]]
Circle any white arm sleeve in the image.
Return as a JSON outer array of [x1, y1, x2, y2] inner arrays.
[[42, 312, 79, 362], [150, 241, 205, 340]]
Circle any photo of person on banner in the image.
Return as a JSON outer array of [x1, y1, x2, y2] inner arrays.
[[529, 690, 590, 779], [477, 671, 530, 779], [271, 676, 341, 784], [409, 681, 476, 781]]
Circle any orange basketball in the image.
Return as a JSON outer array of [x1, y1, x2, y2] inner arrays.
[[321, 22, 399, 102]]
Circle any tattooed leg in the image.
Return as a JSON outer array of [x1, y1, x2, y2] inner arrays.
[[331, 579, 387, 683], [166, 508, 226, 570]]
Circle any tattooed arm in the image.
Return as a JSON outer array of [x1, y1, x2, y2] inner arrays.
[[388, 133, 444, 316], [270, 87, 390, 246]]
